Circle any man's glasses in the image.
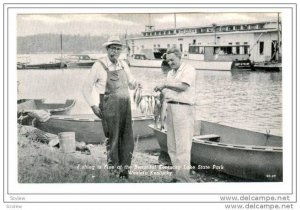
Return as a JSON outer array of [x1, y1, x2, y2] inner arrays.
[[108, 46, 122, 52]]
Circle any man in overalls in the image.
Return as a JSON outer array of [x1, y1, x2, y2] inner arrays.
[[82, 36, 139, 179]]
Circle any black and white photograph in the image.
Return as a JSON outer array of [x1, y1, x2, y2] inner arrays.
[[2, 1, 298, 208]]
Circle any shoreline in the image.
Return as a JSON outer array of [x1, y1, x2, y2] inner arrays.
[[18, 125, 245, 183]]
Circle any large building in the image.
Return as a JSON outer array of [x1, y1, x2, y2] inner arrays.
[[127, 21, 281, 63]]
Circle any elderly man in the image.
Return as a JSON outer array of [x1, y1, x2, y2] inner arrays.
[[155, 46, 196, 182], [82, 36, 139, 179]]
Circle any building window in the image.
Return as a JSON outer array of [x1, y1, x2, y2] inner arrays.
[[167, 44, 170, 48], [228, 42, 232, 45], [157, 44, 160, 48], [244, 46, 248, 54], [141, 45, 144, 49], [258, 24, 264, 29], [236, 47, 240, 54], [193, 39, 196, 44], [259, 42, 264, 55]]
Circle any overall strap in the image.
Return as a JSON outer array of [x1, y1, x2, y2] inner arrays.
[[98, 60, 109, 72]]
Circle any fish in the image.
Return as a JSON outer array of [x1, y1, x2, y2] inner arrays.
[[153, 91, 167, 130]]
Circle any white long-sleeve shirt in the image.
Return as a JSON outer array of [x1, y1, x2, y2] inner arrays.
[[82, 55, 136, 107]]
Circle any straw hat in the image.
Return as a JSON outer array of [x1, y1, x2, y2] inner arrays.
[[103, 36, 124, 47]]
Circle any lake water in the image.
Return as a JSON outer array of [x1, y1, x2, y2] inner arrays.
[[17, 55, 282, 136]]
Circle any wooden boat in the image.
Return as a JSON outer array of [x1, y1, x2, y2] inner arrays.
[[149, 120, 282, 181], [17, 99, 76, 115], [34, 114, 154, 144]]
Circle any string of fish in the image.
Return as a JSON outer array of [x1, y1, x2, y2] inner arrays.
[[133, 87, 156, 115]]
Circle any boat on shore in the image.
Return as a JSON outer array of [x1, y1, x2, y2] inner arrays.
[[149, 120, 282, 181], [18, 99, 76, 125], [18, 99, 76, 115], [34, 114, 154, 144]]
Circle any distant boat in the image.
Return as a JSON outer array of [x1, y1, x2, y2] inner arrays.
[[183, 44, 253, 71], [17, 62, 67, 70], [34, 114, 154, 144], [128, 44, 253, 71], [149, 120, 282, 181], [253, 62, 282, 72], [127, 53, 163, 68], [55, 54, 97, 69]]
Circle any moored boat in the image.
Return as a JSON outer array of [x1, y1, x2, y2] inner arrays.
[[127, 53, 163, 68], [55, 54, 97, 68], [183, 44, 253, 71], [34, 114, 154, 144], [149, 120, 282, 181], [17, 62, 67, 70], [253, 62, 282, 72]]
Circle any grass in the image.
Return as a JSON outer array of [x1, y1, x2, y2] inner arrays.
[[18, 126, 242, 183]]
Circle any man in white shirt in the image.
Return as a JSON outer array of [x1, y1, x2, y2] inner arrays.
[[155, 46, 196, 182], [82, 36, 139, 179]]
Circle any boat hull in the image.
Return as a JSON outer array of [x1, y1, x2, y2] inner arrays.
[[254, 63, 282, 72], [17, 99, 76, 115], [149, 121, 282, 181], [18, 62, 67, 70], [128, 57, 233, 71], [128, 58, 162, 68], [182, 58, 233, 71], [35, 115, 154, 144], [66, 61, 95, 68]]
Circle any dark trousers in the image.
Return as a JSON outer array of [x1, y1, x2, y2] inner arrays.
[[101, 94, 134, 172]]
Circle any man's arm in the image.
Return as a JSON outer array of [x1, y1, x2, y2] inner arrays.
[[82, 62, 106, 118], [155, 81, 189, 93], [121, 60, 139, 89]]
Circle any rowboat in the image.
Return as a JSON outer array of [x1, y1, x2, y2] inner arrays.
[[17, 99, 76, 115], [149, 120, 282, 181], [34, 114, 154, 144]]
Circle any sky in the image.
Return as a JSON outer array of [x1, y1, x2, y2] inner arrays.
[[17, 12, 280, 37]]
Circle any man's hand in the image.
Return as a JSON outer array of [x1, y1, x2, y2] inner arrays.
[[154, 84, 165, 92], [91, 105, 103, 119]]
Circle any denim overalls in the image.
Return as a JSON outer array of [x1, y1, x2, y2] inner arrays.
[[98, 60, 134, 175]]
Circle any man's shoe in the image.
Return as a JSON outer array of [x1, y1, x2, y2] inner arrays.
[[170, 178, 178, 183], [119, 171, 129, 179]]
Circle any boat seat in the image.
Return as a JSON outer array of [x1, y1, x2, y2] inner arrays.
[[194, 134, 220, 142]]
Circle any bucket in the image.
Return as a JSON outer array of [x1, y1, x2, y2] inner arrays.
[[59, 132, 75, 153]]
